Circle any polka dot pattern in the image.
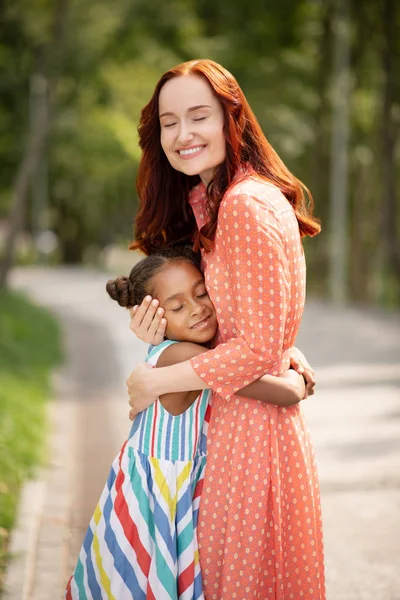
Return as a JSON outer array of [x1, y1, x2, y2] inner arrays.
[[188, 172, 325, 599]]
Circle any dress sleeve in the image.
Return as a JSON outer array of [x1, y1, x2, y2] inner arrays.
[[189, 191, 291, 400], [145, 340, 179, 367]]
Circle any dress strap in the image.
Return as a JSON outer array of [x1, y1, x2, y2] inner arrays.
[[145, 339, 179, 367]]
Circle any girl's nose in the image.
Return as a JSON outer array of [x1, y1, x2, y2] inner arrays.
[[190, 300, 204, 316]]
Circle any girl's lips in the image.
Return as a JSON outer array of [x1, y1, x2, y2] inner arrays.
[[191, 315, 212, 329]]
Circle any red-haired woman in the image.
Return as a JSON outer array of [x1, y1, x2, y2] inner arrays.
[[127, 59, 325, 599]]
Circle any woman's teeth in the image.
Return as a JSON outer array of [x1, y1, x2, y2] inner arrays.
[[179, 146, 204, 156]]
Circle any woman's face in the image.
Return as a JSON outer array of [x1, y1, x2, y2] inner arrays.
[[148, 260, 218, 344], [159, 75, 226, 187]]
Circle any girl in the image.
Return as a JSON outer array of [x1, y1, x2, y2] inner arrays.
[[126, 59, 325, 599], [65, 246, 306, 600]]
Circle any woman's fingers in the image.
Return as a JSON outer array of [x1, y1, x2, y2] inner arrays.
[[129, 408, 138, 421]]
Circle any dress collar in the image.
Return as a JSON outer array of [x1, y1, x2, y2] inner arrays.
[[188, 163, 251, 207]]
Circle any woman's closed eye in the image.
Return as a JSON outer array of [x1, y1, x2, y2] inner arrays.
[[193, 116, 207, 122]]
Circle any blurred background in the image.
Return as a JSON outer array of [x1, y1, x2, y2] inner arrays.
[[0, 0, 399, 303], [0, 0, 399, 598]]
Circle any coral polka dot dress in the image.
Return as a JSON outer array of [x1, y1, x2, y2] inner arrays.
[[188, 169, 325, 600]]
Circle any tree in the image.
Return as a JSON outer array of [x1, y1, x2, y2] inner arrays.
[[0, 0, 69, 287]]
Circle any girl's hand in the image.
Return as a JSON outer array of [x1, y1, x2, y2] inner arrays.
[[130, 296, 167, 345], [126, 362, 158, 420], [288, 347, 315, 398], [280, 369, 306, 403]]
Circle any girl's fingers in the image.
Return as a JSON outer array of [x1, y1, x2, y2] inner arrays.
[[147, 309, 167, 344], [154, 319, 167, 345], [292, 360, 304, 374], [306, 383, 315, 396], [130, 296, 153, 331], [303, 367, 316, 388], [140, 299, 160, 332], [147, 306, 165, 335]]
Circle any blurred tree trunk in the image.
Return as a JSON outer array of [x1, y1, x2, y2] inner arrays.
[[381, 0, 400, 280], [310, 0, 334, 288], [312, 0, 334, 202], [348, 1, 373, 301], [328, 0, 351, 303], [0, 0, 69, 288]]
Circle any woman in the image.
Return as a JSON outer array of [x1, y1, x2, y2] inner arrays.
[[127, 59, 325, 599]]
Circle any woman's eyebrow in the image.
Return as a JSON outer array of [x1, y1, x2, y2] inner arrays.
[[159, 105, 212, 119]]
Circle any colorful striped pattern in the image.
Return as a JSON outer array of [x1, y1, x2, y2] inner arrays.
[[65, 340, 210, 599]]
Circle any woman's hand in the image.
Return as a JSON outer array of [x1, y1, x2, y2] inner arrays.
[[126, 362, 158, 420], [129, 296, 167, 345], [288, 347, 315, 398]]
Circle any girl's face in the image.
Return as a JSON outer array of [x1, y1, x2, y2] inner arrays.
[[159, 75, 226, 187], [148, 260, 217, 343]]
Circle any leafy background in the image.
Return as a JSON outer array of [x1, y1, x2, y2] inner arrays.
[[0, 0, 399, 304]]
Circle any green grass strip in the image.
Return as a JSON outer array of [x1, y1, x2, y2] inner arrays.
[[0, 288, 63, 589]]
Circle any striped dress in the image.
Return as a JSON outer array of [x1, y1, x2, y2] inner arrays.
[[65, 340, 211, 600]]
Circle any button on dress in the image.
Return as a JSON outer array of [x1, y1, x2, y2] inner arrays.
[[188, 172, 325, 600]]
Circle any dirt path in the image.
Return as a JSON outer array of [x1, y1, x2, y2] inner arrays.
[[6, 266, 400, 600]]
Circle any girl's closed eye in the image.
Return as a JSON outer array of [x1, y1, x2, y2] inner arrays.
[[171, 305, 184, 312], [197, 292, 208, 298]]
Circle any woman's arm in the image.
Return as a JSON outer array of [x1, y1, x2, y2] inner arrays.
[[188, 191, 293, 398], [127, 190, 295, 413]]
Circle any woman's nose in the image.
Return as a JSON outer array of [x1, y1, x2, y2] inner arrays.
[[177, 121, 194, 145]]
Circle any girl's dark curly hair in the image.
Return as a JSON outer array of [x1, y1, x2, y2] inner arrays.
[[106, 246, 201, 308]]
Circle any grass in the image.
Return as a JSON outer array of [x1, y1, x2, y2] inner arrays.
[[0, 289, 63, 589]]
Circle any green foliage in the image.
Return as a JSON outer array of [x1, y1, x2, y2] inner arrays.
[[0, 0, 399, 303], [0, 290, 62, 584]]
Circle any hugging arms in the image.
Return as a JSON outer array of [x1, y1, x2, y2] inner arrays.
[[126, 293, 315, 418]]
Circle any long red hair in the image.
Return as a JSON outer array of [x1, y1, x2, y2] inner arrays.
[[130, 59, 320, 255]]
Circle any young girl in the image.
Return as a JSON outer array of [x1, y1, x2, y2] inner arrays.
[[65, 246, 306, 600]]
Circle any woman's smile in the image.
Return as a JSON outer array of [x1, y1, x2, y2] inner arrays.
[[176, 144, 207, 159]]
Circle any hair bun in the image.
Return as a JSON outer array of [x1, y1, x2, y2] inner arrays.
[[106, 276, 132, 308]]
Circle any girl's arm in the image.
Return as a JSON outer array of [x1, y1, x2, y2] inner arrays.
[[129, 302, 315, 396], [158, 343, 305, 408]]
